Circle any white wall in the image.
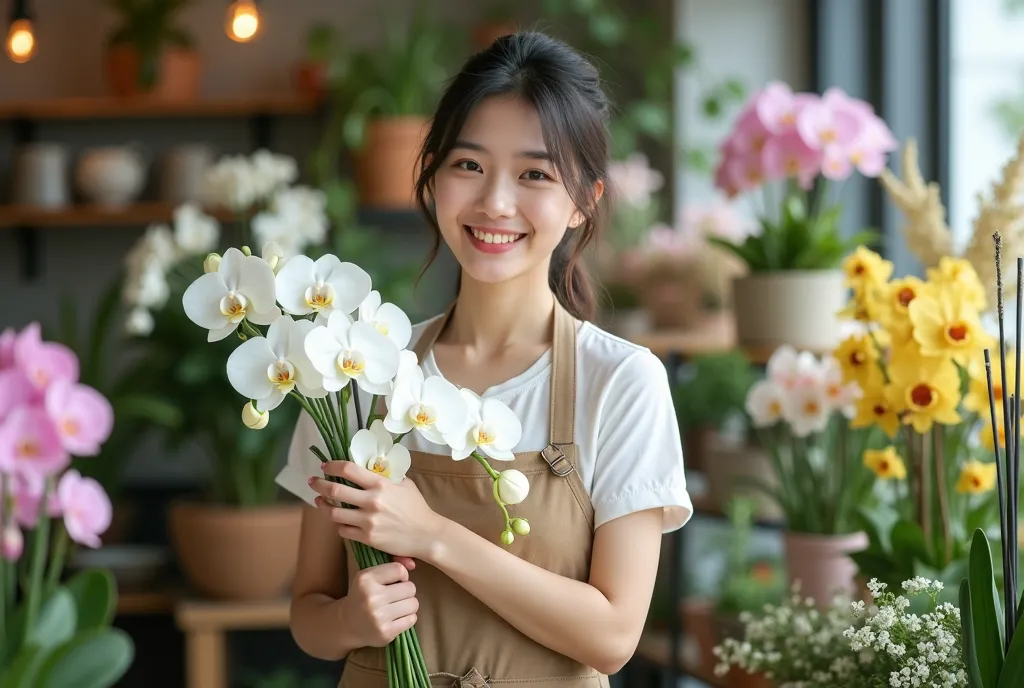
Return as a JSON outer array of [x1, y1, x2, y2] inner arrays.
[[674, 0, 811, 215]]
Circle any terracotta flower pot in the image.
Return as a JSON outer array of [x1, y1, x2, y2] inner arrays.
[[731, 269, 847, 352], [355, 116, 428, 210], [168, 500, 303, 600], [783, 530, 868, 607], [105, 44, 201, 100], [294, 60, 329, 101]]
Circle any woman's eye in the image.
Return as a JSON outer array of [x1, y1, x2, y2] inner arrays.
[[523, 170, 550, 181], [457, 160, 481, 172]]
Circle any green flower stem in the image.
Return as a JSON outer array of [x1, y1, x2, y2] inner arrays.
[[368, 394, 381, 424], [471, 452, 501, 479], [24, 485, 51, 638], [44, 523, 69, 595], [472, 452, 516, 533]]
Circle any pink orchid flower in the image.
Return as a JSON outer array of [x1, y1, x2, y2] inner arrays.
[[754, 82, 817, 134], [45, 380, 114, 456], [55, 469, 112, 548], [0, 368, 34, 422], [13, 323, 79, 396], [795, 88, 864, 156], [0, 405, 70, 479], [761, 130, 823, 188], [6, 469, 56, 527]]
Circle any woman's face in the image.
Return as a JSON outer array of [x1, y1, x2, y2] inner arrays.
[[431, 95, 590, 286]]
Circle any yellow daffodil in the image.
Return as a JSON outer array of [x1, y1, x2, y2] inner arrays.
[[833, 334, 884, 388], [878, 276, 928, 345], [964, 352, 1015, 415], [843, 246, 894, 290], [863, 446, 907, 480], [908, 286, 994, 366], [885, 341, 961, 433], [851, 383, 902, 438], [838, 282, 888, 323], [926, 256, 987, 312], [955, 460, 998, 494]]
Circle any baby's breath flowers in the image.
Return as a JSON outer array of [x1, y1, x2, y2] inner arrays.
[[713, 577, 968, 687]]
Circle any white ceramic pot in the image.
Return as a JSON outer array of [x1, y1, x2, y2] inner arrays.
[[76, 144, 149, 208], [784, 530, 868, 607], [732, 270, 848, 352]]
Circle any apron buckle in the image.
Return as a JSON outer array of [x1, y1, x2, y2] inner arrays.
[[453, 667, 491, 687], [541, 443, 574, 477]]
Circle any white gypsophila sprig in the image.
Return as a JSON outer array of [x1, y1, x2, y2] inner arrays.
[[712, 578, 968, 688]]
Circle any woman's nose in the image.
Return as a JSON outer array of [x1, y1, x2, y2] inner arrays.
[[477, 175, 517, 219]]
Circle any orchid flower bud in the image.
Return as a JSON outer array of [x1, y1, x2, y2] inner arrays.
[[1, 522, 23, 562], [203, 252, 222, 273], [496, 469, 530, 505], [242, 401, 269, 429], [510, 518, 530, 536], [500, 530, 514, 546]]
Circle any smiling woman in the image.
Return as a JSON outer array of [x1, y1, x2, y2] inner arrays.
[[288, 31, 691, 687]]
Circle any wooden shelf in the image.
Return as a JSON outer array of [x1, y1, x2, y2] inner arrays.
[[0, 202, 235, 228], [0, 95, 319, 120]]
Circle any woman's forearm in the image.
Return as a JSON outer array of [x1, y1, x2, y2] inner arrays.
[[424, 518, 639, 674], [290, 592, 362, 661]]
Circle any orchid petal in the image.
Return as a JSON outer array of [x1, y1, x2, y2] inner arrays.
[[424, 376, 468, 435], [349, 322, 400, 385], [358, 290, 383, 321], [266, 315, 292, 357], [182, 272, 229, 330], [350, 428, 378, 465], [218, 248, 245, 290], [481, 398, 522, 451], [304, 326, 343, 380], [384, 444, 411, 483], [319, 256, 372, 315], [208, 322, 237, 342], [226, 336, 277, 401], [275, 254, 317, 315]]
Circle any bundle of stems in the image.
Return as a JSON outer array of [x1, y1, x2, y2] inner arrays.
[[292, 386, 431, 687]]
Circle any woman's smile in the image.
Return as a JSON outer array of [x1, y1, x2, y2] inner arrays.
[[463, 225, 528, 254]]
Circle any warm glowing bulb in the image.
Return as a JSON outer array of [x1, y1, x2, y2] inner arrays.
[[6, 18, 35, 63], [226, 0, 260, 43]]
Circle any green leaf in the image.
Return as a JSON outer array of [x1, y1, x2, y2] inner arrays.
[[962, 580, 986, 688], [36, 628, 134, 688], [891, 519, 932, 570], [65, 569, 116, 632], [28, 588, 76, 650], [968, 529, 1005, 687], [0, 644, 48, 688], [998, 618, 1024, 687]]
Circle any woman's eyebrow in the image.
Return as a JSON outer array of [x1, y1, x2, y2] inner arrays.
[[453, 139, 552, 161]]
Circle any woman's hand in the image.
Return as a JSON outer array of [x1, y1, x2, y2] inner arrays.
[[337, 561, 420, 648], [309, 461, 446, 560]]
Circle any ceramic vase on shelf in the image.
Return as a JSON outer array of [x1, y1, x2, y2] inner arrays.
[[168, 500, 303, 601], [783, 530, 868, 608], [13, 143, 70, 208], [75, 145, 149, 208], [731, 269, 847, 352], [355, 116, 428, 210]]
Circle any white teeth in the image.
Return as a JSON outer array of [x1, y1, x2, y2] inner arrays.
[[469, 227, 521, 244]]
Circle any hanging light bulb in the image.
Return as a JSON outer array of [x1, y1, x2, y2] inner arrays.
[[6, 0, 35, 63], [225, 0, 260, 43]]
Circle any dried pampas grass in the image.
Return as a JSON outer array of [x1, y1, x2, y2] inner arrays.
[[880, 133, 1024, 311]]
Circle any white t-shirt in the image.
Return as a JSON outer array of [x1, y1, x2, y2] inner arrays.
[[283, 316, 692, 533]]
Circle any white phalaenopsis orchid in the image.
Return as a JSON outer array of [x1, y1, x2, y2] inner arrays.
[[182, 247, 280, 342], [453, 389, 521, 461], [384, 355, 468, 449], [304, 310, 399, 395], [358, 291, 413, 350], [275, 254, 371, 323], [496, 469, 530, 505], [227, 315, 326, 411], [350, 419, 411, 484]]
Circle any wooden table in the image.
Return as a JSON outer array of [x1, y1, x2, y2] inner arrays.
[[173, 597, 291, 688]]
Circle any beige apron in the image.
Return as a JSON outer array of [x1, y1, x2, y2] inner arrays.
[[338, 301, 609, 687]]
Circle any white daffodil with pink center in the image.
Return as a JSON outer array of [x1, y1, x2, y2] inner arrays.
[[182, 247, 280, 342], [766, 345, 822, 389], [745, 379, 787, 428], [820, 357, 861, 419], [227, 314, 326, 412], [453, 388, 521, 461], [275, 254, 371, 324], [350, 419, 411, 484], [384, 356, 468, 450], [358, 290, 412, 350], [304, 310, 399, 395], [782, 383, 831, 438]]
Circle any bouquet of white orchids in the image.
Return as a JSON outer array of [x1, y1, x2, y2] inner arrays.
[[180, 243, 532, 687]]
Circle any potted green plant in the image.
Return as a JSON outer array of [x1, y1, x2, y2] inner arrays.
[[103, 0, 201, 101], [321, 10, 458, 209], [294, 22, 337, 102]]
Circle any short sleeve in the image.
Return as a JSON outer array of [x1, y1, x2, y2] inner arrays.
[[275, 410, 328, 507], [590, 350, 692, 532]]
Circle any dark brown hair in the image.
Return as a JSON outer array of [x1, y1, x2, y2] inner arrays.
[[414, 31, 611, 322]]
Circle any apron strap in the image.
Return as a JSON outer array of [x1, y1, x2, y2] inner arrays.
[[540, 301, 578, 477]]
